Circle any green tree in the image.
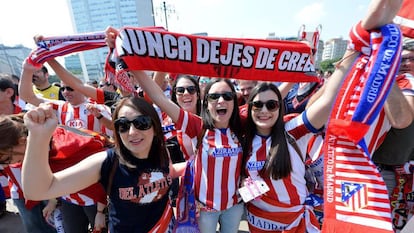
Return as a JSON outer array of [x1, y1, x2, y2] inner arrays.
[[320, 58, 341, 73]]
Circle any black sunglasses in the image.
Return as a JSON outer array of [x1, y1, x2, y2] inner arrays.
[[401, 56, 414, 63], [60, 86, 74, 92], [175, 86, 197, 95], [251, 100, 280, 112], [99, 82, 112, 88], [206, 92, 235, 101], [114, 115, 153, 133]]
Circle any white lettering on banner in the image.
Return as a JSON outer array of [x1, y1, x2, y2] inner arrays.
[[196, 38, 255, 67], [118, 29, 192, 61], [247, 212, 287, 231], [326, 134, 336, 203], [366, 25, 400, 103], [278, 51, 314, 72], [118, 28, 314, 72], [255, 48, 278, 69]]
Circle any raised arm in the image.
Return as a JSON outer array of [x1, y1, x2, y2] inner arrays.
[[383, 83, 414, 128], [19, 59, 45, 106], [361, 0, 402, 30], [22, 104, 105, 200], [47, 59, 99, 100], [131, 70, 181, 122], [305, 0, 403, 130]]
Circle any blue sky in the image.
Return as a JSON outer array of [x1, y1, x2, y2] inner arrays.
[[1, 0, 370, 48]]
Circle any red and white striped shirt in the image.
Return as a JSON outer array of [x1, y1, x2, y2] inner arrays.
[[0, 166, 10, 199], [50, 99, 112, 136], [245, 112, 320, 232], [3, 163, 24, 200], [175, 109, 243, 211]]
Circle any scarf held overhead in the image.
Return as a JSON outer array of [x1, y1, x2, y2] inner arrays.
[[322, 24, 402, 233], [110, 27, 318, 82], [27, 31, 107, 68]]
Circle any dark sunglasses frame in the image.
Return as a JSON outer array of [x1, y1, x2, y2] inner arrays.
[[251, 100, 280, 112], [60, 86, 74, 92], [401, 56, 414, 63], [206, 92, 235, 101], [175, 86, 197, 95], [114, 115, 153, 133], [99, 82, 112, 88]]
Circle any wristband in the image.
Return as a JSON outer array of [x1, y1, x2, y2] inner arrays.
[[97, 207, 107, 214]]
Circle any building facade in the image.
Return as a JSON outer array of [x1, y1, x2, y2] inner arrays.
[[321, 38, 348, 61], [66, 0, 155, 81], [0, 45, 31, 76]]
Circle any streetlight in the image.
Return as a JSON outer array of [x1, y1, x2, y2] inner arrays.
[[158, 1, 175, 30]]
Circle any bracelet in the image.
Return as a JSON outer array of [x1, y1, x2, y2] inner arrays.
[[97, 114, 104, 120], [97, 209, 106, 214]]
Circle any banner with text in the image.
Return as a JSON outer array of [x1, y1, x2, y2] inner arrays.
[[112, 27, 318, 82]]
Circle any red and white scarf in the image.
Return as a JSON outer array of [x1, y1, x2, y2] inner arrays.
[[107, 26, 318, 88], [322, 23, 402, 233], [27, 31, 107, 68]]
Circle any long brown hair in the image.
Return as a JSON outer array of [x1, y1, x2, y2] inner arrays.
[[244, 83, 292, 179], [0, 113, 27, 163], [111, 97, 169, 169], [0, 113, 27, 151]]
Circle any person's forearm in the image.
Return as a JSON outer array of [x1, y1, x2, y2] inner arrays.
[[307, 50, 360, 129], [131, 70, 181, 122], [278, 82, 295, 99], [383, 84, 414, 128], [361, 0, 402, 30], [97, 115, 114, 130], [47, 59, 98, 100], [19, 68, 43, 106], [22, 133, 54, 200]]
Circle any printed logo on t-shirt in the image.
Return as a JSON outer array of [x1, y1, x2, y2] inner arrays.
[[247, 160, 266, 171], [211, 147, 243, 157], [118, 171, 172, 204], [66, 119, 85, 128]]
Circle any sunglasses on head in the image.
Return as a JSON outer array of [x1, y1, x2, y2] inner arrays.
[[60, 86, 74, 92], [251, 100, 280, 112], [206, 92, 235, 102], [114, 115, 153, 133], [175, 86, 197, 95]]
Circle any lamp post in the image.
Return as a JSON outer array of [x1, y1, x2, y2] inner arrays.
[[163, 1, 169, 30], [159, 1, 175, 30]]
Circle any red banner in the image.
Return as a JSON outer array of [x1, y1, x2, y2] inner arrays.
[[113, 27, 318, 82]]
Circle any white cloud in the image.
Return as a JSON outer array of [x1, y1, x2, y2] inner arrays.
[[294, 2, 326, 25]]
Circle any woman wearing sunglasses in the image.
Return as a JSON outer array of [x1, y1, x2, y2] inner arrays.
[[241, 0, 404, 231], [21, 97, 186, 233], [129, 67, 245, 233], [243, 83, 323, 232]]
